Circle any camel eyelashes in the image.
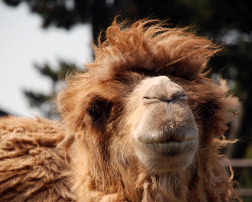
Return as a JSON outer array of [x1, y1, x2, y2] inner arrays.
[[206, 104, 216, 117], [88, 106, 103, 121], [208, 107, 215, 116]]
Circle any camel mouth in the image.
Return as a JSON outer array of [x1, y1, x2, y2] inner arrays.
[[139, 139, 198, 156], [137, 126, 198, 144], [135, 128, 198, 156], [137, 133, 196, 144]]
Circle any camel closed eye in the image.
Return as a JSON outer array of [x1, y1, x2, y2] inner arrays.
[[88, 106, 103, 121]]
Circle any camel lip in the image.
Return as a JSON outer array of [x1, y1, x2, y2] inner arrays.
[[137, 136, 196, 144], [138, 139, 198, 156], [137, 130, 198, 144]]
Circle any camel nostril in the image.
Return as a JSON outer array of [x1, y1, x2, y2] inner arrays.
[[170, 92, 188, 101], [141, 76, 187, 104], [143, 93, 187, 104], [143, 96, 162, 104]]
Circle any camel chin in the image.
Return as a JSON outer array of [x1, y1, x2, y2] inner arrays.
[[131, 76, 199, 173]]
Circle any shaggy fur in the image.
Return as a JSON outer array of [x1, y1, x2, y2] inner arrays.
[[0, 18, 241, 202], [0, 117, 74, 201]]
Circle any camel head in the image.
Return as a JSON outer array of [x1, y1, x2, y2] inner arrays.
[[57, 19, 240, 202]]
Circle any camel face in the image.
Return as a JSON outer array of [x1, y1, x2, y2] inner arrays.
[[54, 19, 241, 202], [128, 76, 198, 173]]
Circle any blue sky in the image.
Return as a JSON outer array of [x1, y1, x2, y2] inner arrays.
[[0, 1, 92, 117]]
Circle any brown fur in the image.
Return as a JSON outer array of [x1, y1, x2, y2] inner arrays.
[[0, 117, 74, 201], [0, 18, 241, 202]]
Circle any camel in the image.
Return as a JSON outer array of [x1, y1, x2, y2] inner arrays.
[[0, 18, 241, 202]]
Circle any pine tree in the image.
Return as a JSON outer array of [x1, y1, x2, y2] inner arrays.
[[24, 61, 80, 119]]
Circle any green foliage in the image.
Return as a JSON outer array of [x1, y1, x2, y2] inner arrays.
[[24, 61, 79, 118]]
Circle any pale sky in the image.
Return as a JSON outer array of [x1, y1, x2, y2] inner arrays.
[[0, 1, 92, 117]]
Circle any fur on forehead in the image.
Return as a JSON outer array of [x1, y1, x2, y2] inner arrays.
[[87, 18, 221, 82]]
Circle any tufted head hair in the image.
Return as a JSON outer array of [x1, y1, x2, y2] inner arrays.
[[90, 19, 220, 81]]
